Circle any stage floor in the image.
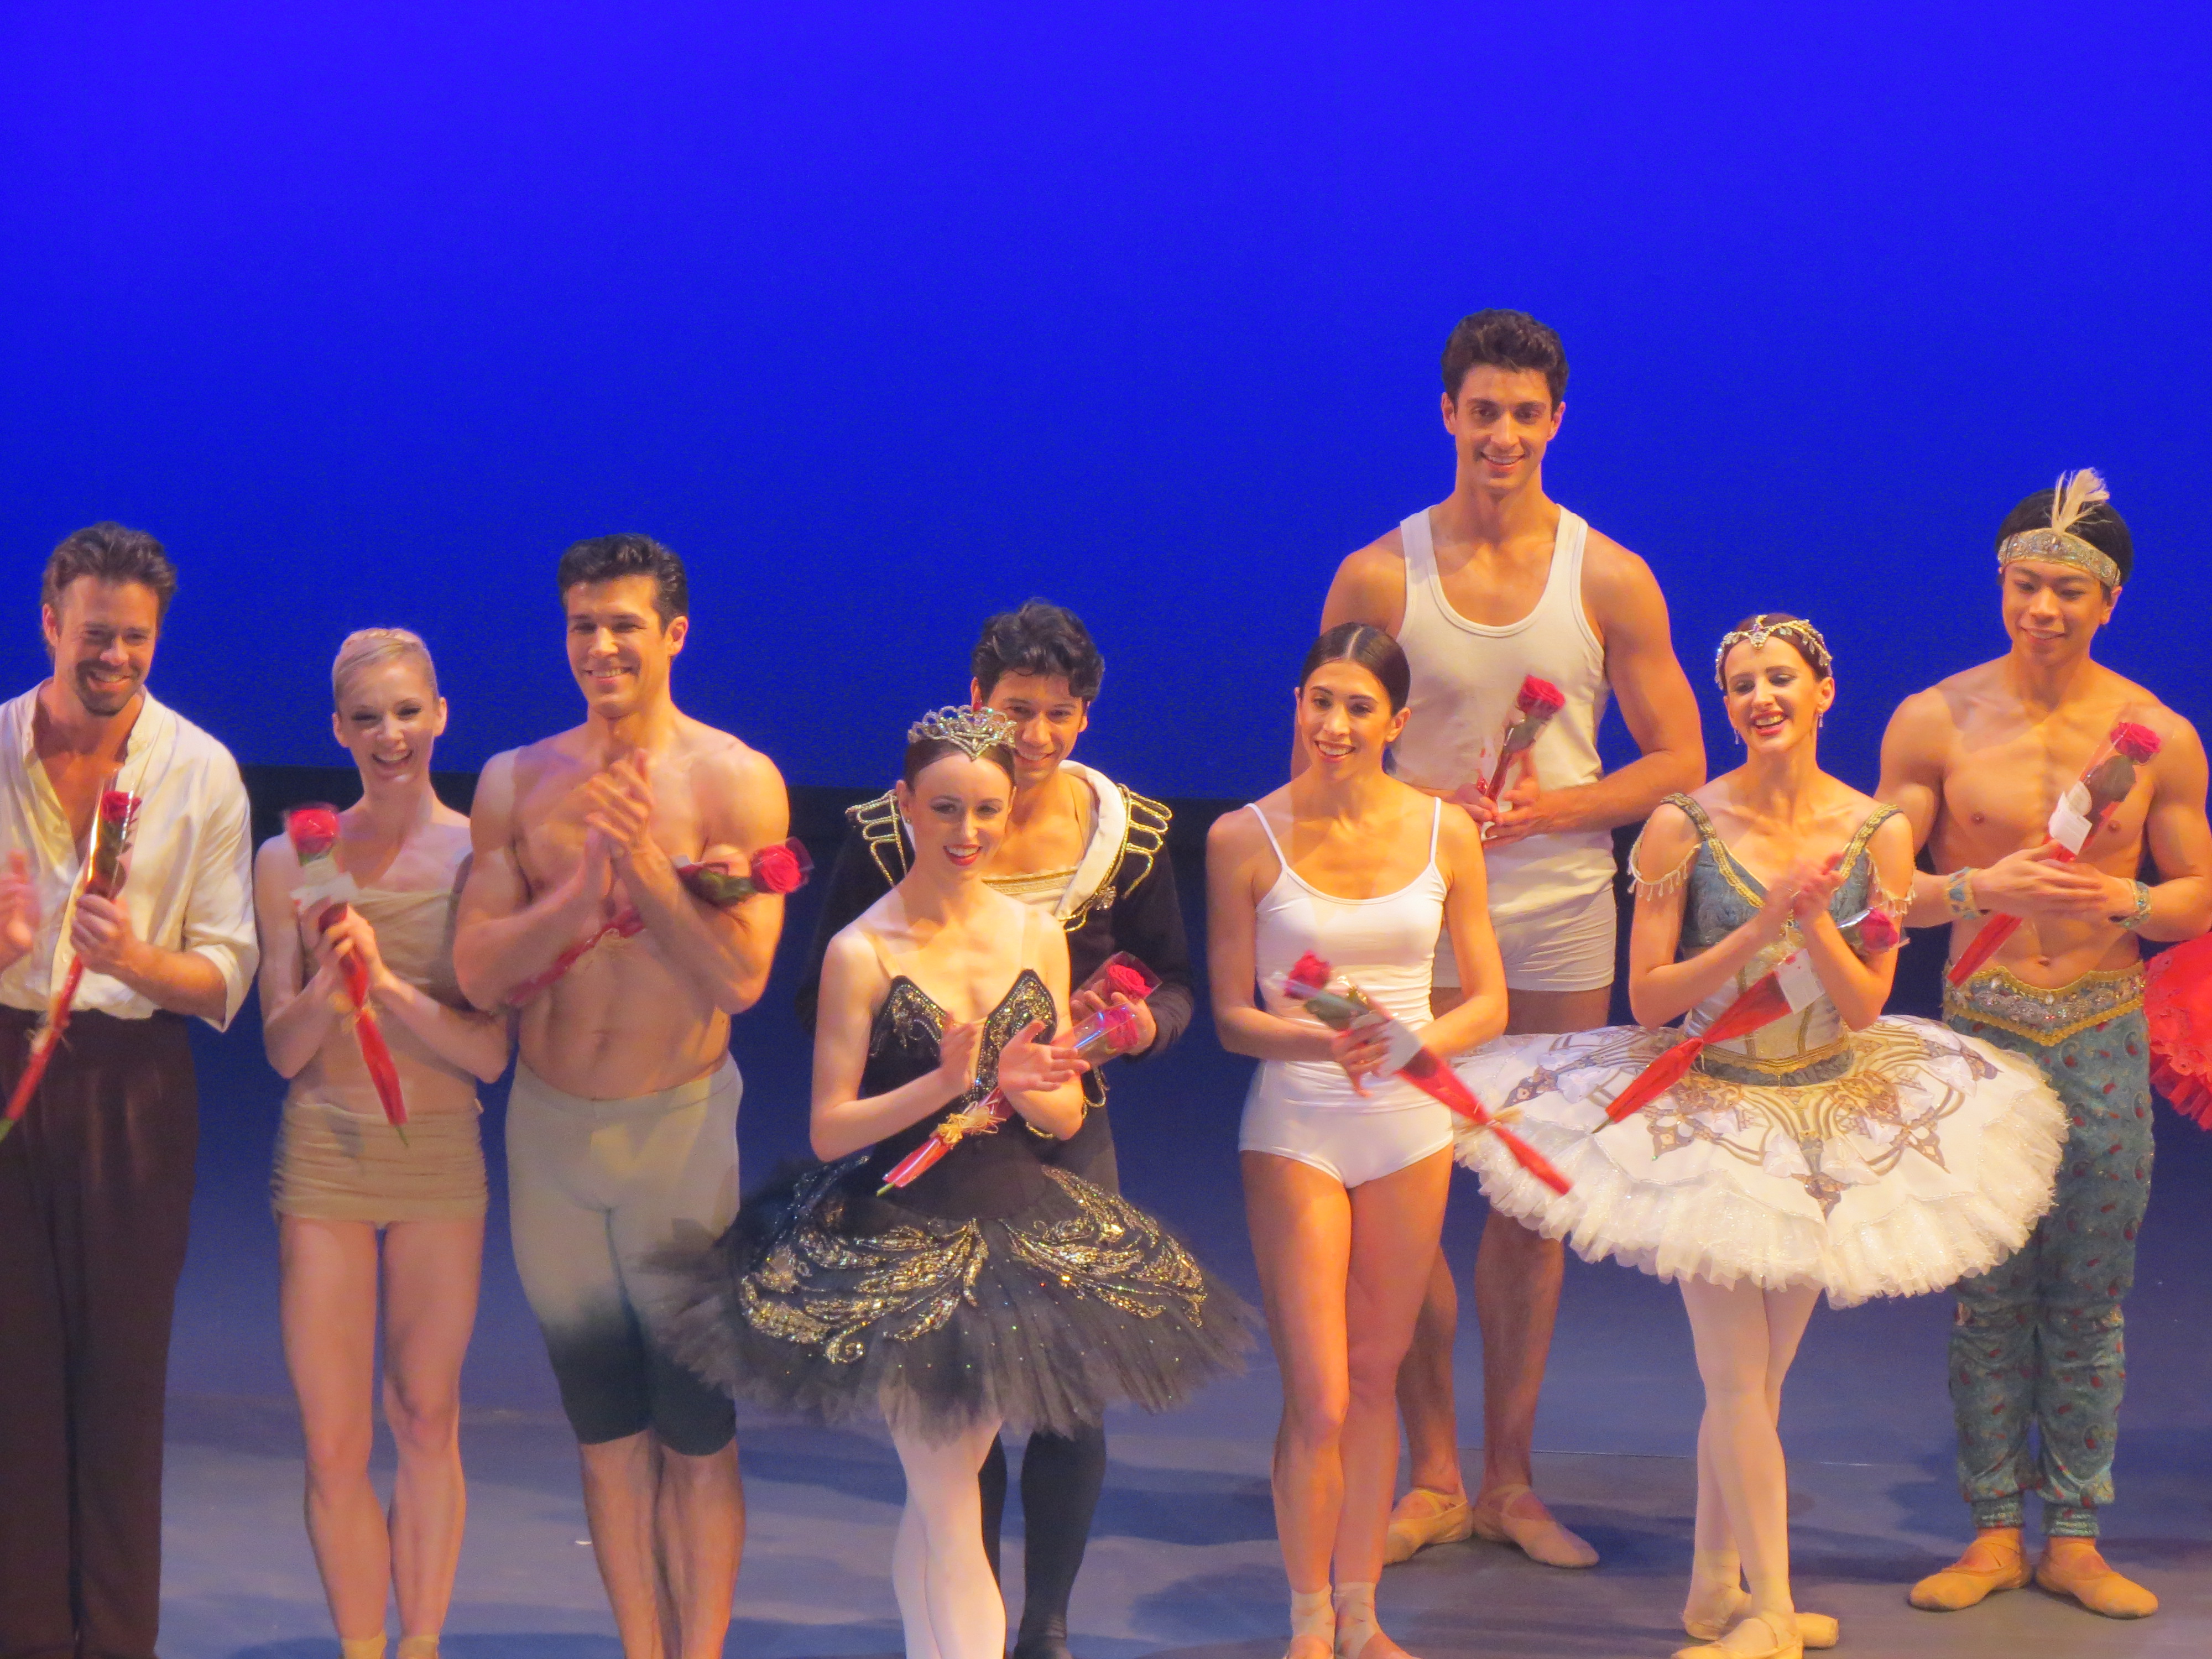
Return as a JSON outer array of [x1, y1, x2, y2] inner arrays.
[[158, 864, 2212, 1657]]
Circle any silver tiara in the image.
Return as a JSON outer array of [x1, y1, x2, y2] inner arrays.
[[1713, 615, 1832, 686], [907, 705, 1016, 760]]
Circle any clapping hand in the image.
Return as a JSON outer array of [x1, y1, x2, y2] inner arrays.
[[935, 1018, 987, 1099], [996, 1020, 1087, 1098], [1974, 843, 2125, 922], [0, 852, 37, 970], [581, 752, 660, 870]]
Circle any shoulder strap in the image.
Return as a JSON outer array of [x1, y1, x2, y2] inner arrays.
[[852, 925, 903, 983], [1245, 801, 1290, 865], [1428, 796, 1443, 860], [1839, 804, 1900, 869], [1401, 509, 1437, 585], [1626, 793, 1705, 898], [844, 788, 909, 884]]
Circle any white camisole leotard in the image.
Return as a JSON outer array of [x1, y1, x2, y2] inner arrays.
[[1236, 799, 1456, 1187]]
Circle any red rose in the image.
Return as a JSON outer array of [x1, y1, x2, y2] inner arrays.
[[1105, 961, 1153, 1001], [2111, 722, 2162, 764], [286, 804, 342, 862], [1517, 676, 1567, 717], [98, 791, 139, 827], [750, 839, 811, 895], [1285, 952, 1332, 998], [1856, 909, 1902, 952]]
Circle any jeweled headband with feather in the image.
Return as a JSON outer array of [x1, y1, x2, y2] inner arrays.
[[1998, 468, 2121, 588], [906, 704, 1016, 760], [1713, 615, 1833, 687]]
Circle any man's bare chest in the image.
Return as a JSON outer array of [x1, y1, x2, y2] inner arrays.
[[1944, 733, 2147, 864]]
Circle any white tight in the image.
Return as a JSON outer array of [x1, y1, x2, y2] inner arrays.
[[889, 1415, 1005, 1659], [1678, 1277, 1819, 1627]]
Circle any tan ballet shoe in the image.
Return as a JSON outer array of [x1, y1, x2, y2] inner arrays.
[[1381, 1486, 1474, 1565], [1671, 1611, 1802, 1659], [1907, 1530, 2030, 1610], [2035, 1542, 2158, 1618], [1681, 1589, 1836, 1648], [1468, 1482, 1599, 1568]]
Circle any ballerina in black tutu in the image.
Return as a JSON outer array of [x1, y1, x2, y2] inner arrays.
[[666, 706, 1246, 1659]]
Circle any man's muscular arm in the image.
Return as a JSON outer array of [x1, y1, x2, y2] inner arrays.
[[2129, 711, 2212, 942], [586, 744, 790, 1016], [1482, 540, 1704, 846], [1876, 687, 1971, 928], [452, 750, 609, 1008]]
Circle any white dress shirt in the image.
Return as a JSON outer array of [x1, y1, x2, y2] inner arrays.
[[0, 686, 257, 1029]]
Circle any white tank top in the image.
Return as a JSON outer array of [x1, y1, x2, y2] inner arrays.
[[1388, 505, 1614, 922], [1248, 799, 1445, 1112]]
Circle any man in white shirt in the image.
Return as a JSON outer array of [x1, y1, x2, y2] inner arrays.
[[0, 524, 257, 1659]]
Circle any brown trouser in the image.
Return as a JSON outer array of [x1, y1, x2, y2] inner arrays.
[[0, 1008, 197, 1659]]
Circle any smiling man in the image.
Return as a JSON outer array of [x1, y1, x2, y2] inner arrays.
[[1880, 474, 2211, 1621], [0, 524, 257, 1659], [1317, 310, 1704, 1569], [455, 534, 789, 1659]]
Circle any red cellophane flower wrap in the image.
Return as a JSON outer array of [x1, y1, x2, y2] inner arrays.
[[876, 954, 1160, 1194], [1598, 953, 1819, 1126], [1276, 952, 1571, 1194], [1483, 676, 1568, 800], [286, 805, 409, 1139], [1947, 721, 2161, 988], [2147, 934, 2212, 1130], [506, 837, 815, 1006], [3, 790, 144, 1138]]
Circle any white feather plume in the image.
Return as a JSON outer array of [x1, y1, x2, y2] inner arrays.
[[2049, 468, 2110, 536]]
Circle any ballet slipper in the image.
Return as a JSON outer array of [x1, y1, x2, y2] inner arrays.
[[2034, 1540, 2158, 1619], [1284, 1586, 1333, 1659], [1467, 1482, 1599, 1569], [1680, 1592, 1838, 1650], [1906, 1527, 2030, 1611], [1331, 1580, 1421, 1658], [1670, 1611, 1802, 1659], [394, 1641, 439, 1659], [1381, 1486, 1474, 1565], [338, 1639, 387, 1659]]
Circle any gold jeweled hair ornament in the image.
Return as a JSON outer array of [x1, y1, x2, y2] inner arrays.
[[906, 704, 1017, 759], [1997, 468, 2121, 588], [1713, 615, 1833, 687]]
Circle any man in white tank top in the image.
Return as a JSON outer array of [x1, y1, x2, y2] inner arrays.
[[1316, 310, 1704, 1568]]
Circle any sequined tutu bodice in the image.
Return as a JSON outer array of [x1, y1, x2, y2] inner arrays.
[[1448, 796, 2068, 1306], [664, 966, 1248, 1439]]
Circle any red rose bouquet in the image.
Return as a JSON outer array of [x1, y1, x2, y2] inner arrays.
[[1276, 952, 1570, 1194], [1483, 676, 1568, 801], [506, 837, 814, 1006], [3, 790, 143, 1138], [1947, 721, 2161, 988], [874, 954, 1161, 1194], [285, 805, 409, 1138]]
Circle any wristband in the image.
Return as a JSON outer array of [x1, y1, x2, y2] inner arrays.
[[1945, 868, 1983, 921], [2114, 879, 2153, 932]]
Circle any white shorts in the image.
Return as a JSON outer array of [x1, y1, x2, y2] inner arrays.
[[1238, 1066, 1454, 1189], [1434, 881, 1618, 994]]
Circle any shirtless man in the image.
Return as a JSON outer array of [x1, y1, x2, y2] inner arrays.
[[1318, 310, 1704, 1568], [455, 534, 790, 1659], [1880, 473, 2210, 1621]]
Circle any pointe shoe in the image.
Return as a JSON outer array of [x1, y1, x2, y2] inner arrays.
[[1671, 1612, 1802, 1659], [1907, 1532, 2030, 1610], [1467, 1483, 1599, 1568], [1381, 1486, 1474, 1565], [1682, 1588, 1837, 1648], [2035, 1542, 2159, 1618]]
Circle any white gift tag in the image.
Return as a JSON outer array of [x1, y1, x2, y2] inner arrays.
[[2047, 781, 2094, 854], [1772, 949, 1823, 1011], [293, 868, 362, 916], [1375, 1018, 1427, 1075]]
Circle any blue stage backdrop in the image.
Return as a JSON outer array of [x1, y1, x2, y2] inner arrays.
[[4, 3, 2207, 798]]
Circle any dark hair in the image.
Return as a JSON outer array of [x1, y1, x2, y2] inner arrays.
[[1996, 487, 2133, 587], [43, 523, 177, 622], [971, 599, 1104, 702], [1441, 309, 1568, 405], [902, 735, 1018, 789], [1300, 623, 1412, 713], [1719, 612, 1832, 682], [557, 534, 688, 625]]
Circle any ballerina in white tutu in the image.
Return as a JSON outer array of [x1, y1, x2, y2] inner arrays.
[[1454, 613, 2067, 1659]]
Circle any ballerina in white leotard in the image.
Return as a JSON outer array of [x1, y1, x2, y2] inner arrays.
[[1207, 624, 1508, 1659]]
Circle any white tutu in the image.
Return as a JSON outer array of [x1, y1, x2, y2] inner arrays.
[[1453, 1016, 2067, 1306]]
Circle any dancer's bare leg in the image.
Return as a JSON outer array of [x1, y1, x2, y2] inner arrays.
[[580, 1434, 670, 1659], [579, 1433, 740, 1659], [1247, 1147, 1449, 1659], [889, 1414, 1006, 1659], [380, 1218, 483, 1643], [280, 1217, 390, 1643], [1679, 1277, 1818, 1652]]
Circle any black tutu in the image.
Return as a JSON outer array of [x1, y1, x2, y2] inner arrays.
[[663, 1152, 1250, 1442]]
